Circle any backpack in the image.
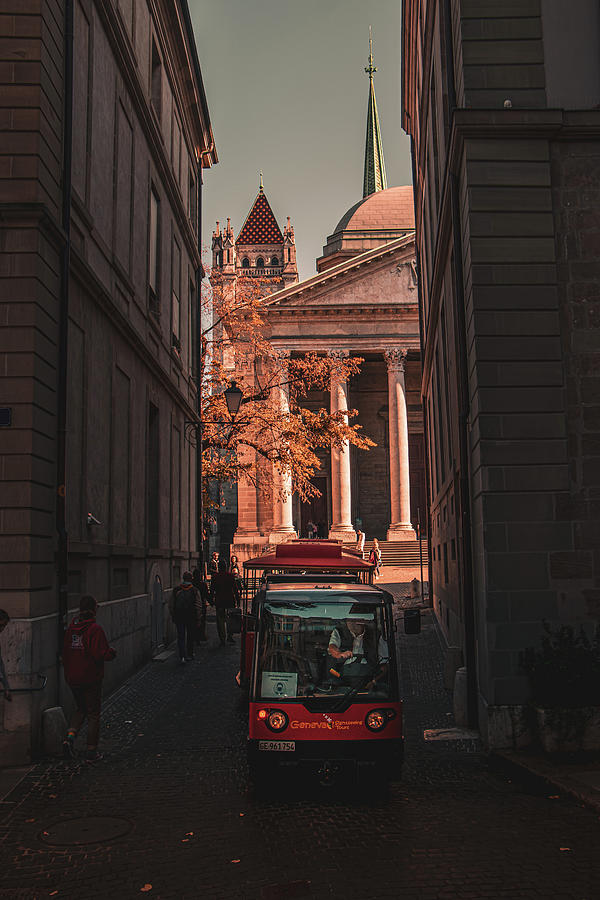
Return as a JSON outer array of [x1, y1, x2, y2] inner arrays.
[[173, 586, 194, 619]]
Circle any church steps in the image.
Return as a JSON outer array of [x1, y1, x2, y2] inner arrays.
[[357, 539, 429, 567]]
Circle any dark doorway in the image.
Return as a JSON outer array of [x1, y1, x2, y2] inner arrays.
[[300, 476, 328, 538]]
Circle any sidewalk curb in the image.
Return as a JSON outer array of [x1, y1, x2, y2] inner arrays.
[[491, 750, 600, 815]]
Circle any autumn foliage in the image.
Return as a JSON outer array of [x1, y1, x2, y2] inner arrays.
[[197, 268, 374, 502]]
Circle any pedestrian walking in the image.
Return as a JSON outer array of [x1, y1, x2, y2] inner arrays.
[[369, 538, 382, 579], [306, 520, 315, 540], [0, 609, 12, 702], [192, 566, 209, 643], [356, 529, 366, 555], [210, 559, 240, 645], [62, 595, 116, 763], [170, 572, 198, 662]]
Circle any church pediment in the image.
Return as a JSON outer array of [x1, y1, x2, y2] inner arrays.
[[266, 237, 416, 312]]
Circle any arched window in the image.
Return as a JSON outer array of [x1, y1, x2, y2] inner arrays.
[[217, 252, 223, 267], [241, 257, 250, 268], [271, 256, 279, 267], [256, 257, 264, 269]]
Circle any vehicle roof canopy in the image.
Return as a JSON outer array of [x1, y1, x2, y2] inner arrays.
[[243, 540, 373, 573]]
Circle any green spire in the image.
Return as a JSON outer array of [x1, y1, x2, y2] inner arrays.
[[363, 27, 387, 199]]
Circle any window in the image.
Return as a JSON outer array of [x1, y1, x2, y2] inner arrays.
[[147, 403, 159, 547], [256, 256, 264, 268], [151, 40, 162, 118], [113, 568, 129, 587], [189, 278, 196, 374], [271, 256, 279, 266], [451, 538, 456, 561], [241, 257, 250, 268], [189, 169, 196, 226], [149, 187, 160, 311], [257, 599, 391, 701], [443, 543, 448, 584], [172, 115, 181, 184], [172, 238, 181, 349]]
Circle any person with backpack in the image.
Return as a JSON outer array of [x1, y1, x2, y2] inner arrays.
[[170, 572, 198, 663], [210, 559, 240, 645], [62, 595, 116, 763]]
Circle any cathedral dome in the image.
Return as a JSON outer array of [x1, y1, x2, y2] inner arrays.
[[334, 185, 415, 233], [317, 185, 415, 273]]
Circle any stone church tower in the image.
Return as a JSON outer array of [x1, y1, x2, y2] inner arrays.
[[211, 176, 298, 292]]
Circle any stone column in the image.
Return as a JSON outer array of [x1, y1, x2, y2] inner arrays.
[[385, 348, 416, 540], [269, 351, 297, 544], [328, 350, 356, 543]]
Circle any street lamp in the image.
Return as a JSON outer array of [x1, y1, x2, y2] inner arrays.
[[192, 380, 244, 578], [223, 381, 243, 418]]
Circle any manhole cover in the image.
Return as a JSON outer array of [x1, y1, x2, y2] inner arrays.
[[39, 816, 132, 845]]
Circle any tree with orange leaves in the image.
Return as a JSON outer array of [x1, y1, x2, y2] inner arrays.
[[195, 268, 374, 506]]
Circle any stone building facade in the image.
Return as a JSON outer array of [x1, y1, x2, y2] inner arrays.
[[402, 0, 600, 748], [0, 0, 216, 763]]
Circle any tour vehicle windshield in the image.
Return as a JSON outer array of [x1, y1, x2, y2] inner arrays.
[[255, 593, 393, 703]]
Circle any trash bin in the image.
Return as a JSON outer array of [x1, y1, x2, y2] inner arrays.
[[404, 608, 421, 634]]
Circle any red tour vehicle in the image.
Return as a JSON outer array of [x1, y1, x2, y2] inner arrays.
[[236, 541, 420, 784]]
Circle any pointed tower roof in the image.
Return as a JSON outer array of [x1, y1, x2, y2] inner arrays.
[[363, 28, 387, 199], [236, 176, 284, 245]]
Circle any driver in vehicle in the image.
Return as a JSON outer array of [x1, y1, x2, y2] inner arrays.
[[327, 618, 389, 690]]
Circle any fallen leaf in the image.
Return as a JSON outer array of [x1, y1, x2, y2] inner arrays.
[[137, 733, 144, 737], [560, 847, 572, 852], [140, 885, 153, 893], [231, 859, 240, 864], [25, 818, 35, 823], [185, 832, 194, 836], [239, 813, 244, 817], [181, 839, 189, 843], [48, 795, 57, 799], [50, 891, 59, 896], [548, 795, 560, 799]]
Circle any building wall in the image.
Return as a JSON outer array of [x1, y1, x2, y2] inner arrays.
[[402, 0, 600, 749], [0, 0, 214, 763]]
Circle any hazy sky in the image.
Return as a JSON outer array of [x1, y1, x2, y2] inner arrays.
[[189, 0, 413, 281]]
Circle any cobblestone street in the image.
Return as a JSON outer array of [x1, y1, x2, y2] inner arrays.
[[1, 580, 599, 899]]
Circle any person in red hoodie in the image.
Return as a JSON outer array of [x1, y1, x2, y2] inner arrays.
[[62, 594, 116, 763]]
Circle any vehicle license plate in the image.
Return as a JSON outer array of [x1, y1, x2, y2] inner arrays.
[[259, 740, 295, 752]]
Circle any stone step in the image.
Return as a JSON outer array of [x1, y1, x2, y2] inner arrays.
[[351, 539, 429, 567]]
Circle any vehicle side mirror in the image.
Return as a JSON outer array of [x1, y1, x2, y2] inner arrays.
[[404, 609, 421, 634]]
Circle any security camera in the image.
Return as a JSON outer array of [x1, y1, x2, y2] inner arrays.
[[87, 512, 101, 526]]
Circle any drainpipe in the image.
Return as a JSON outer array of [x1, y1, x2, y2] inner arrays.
[[410, 136, 433, 607], [56, 0, 74, 702], [443, 0, 478, 728]]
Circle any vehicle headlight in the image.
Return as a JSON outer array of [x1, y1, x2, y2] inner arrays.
[[266, 710, 289, 732], [365, 709, 387, 731]]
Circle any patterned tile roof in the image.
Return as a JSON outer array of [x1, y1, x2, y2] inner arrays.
[[236, 188, 284, 245]]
